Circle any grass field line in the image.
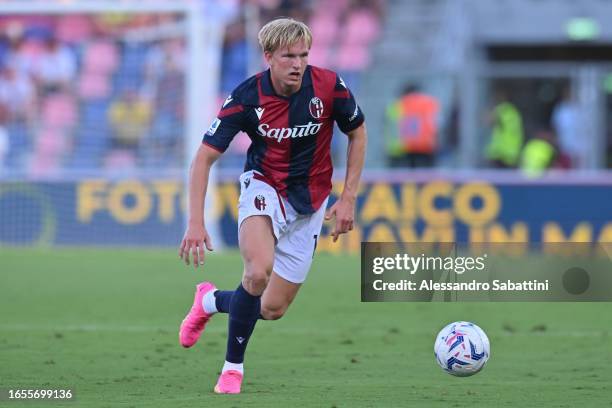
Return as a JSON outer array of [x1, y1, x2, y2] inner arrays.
[[0, 323, 608, 338]]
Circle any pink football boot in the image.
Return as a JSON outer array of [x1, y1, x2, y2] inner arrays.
[[214, 370, 243, 394], [179, 282, 216, 348]]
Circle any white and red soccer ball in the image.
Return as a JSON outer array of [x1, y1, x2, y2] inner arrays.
[[434, 321, 490, 377]]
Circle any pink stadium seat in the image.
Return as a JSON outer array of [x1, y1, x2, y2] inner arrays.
[[335, 43, 370, 71], [78, 72, 111, 100], [104, 150, 136, 170], [82, 41, 119, 74], [343, 9, 380, 46], [309, 12, 338, 46], [307, 44, 330, 67], [255, 0, 280, 7], [42, 93, 77, 129], [56, 15, 93, 43], [36, 128, 65, 155], [30, 128, 65, 176], [18, 38, 46, 59], [316, 0, 349, 16]]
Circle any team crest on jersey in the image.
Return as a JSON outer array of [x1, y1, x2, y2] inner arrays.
[[309, 97, 324, 119], [254, 195, 266, 211]]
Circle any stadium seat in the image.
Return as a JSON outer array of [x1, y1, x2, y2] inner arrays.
[[82, 41, 119, 74], [16, 38, 46, 61], [336, 43, 370, 71], [30, 128, 66, 175], [309, 12, 338, 46], [69, 126, 109, 169], [56, 15, 93, 44], [343, 9, 380, 46], [5, 122, 30, 168], [307, 44, 330, 68], [78, 72, 111, 100], [104, 149, 136, 171], [120, 45, 148, 83], [221, 41, 248, 94], [41, 93, 77, 129], [318, 0, 350, 16]]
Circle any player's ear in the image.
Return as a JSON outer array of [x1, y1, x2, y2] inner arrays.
[[263, 50, 273, 65]]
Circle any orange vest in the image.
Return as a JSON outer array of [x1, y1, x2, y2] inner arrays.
[[391, 94, 439, 154]]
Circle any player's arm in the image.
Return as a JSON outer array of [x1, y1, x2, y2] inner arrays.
[[325, 123, 367, 242], [179, 144, 221, 268], [179, 91, 245, 268], [326, 74, 367, 242]]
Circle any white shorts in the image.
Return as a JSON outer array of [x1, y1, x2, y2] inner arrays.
[[237, 170, 328, 284]]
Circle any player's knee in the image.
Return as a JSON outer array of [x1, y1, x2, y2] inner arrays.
[[242, 271, 268, 295], [260, 304, 286, 320], [242, 249, 274, 276]]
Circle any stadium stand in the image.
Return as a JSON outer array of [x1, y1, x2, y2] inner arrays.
[[0, 13, 187, 176], [0, 2, 386, 175]]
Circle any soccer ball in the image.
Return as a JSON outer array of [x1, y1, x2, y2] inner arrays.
[[434, 321, 490, 377]]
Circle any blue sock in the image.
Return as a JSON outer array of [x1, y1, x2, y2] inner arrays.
[[225, 283, 261, 364], [215, 290, 267, 320], [214, 291, 233, 313]]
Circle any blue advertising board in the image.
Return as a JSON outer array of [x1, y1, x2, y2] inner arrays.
[[0, 176, 610, 251]]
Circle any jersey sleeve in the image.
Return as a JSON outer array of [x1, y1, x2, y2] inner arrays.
[[202, 93, 246, 153], [332, 74, 365, 133]]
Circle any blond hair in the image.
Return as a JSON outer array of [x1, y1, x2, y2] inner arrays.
[[258, 18, 312, 53]]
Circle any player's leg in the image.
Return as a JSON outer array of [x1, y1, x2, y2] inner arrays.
[[257, 197, 328, 320], [260, 271, 301, 320], [207, 271, 300, 320], [204, 196, 326, 321], [199, 171, 283, 318], [215, 214, 275, 394]]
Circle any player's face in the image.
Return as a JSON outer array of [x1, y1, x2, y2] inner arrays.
[[265, 40, 309, 96]]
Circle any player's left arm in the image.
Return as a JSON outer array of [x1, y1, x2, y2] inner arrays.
[[325, 123, 367, 242], [326, 74, 367, 242]]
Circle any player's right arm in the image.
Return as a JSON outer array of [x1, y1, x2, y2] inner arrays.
[[179, 144, 221, 268], [179, 90, 247, 269]]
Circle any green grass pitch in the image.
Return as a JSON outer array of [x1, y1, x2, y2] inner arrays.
[[1, 248, 611, 407]]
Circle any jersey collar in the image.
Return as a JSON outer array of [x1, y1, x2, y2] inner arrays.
[[262, 65, 312, 98]]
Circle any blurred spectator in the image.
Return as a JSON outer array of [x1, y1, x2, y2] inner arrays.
[[34, 36, 77, 93], [108, 89, 152, 151], [278, 0, 310, 21], [5, 31, 35, 77], [335, 0, 381, 90], [520, 129, 557, 177], [0, 4, 385, 174], [30, 127, 68, 177], [552, 86, 585, 168], [0, 64, 35, 168], [144, 39, 185, 98], [220, 20, 248, 95], [200, 0, 240, 24], [384, 84, 439, 168], [0, 65, 35, 120], [486, 89, 524, 168], [0, 125, 8, 170], [144, 66, 184, 167]]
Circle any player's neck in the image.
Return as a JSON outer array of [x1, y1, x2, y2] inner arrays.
[[270, 76, 300, 97]]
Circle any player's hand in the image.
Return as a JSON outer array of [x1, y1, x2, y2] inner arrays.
[[324, 195, 356, 243], [179, 222, 214, 269]]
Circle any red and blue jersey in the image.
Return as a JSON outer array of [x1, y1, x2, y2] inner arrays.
[[203, 65, 364, 215]]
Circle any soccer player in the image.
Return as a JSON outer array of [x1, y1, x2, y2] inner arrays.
[[178, 18, 367, 394]]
